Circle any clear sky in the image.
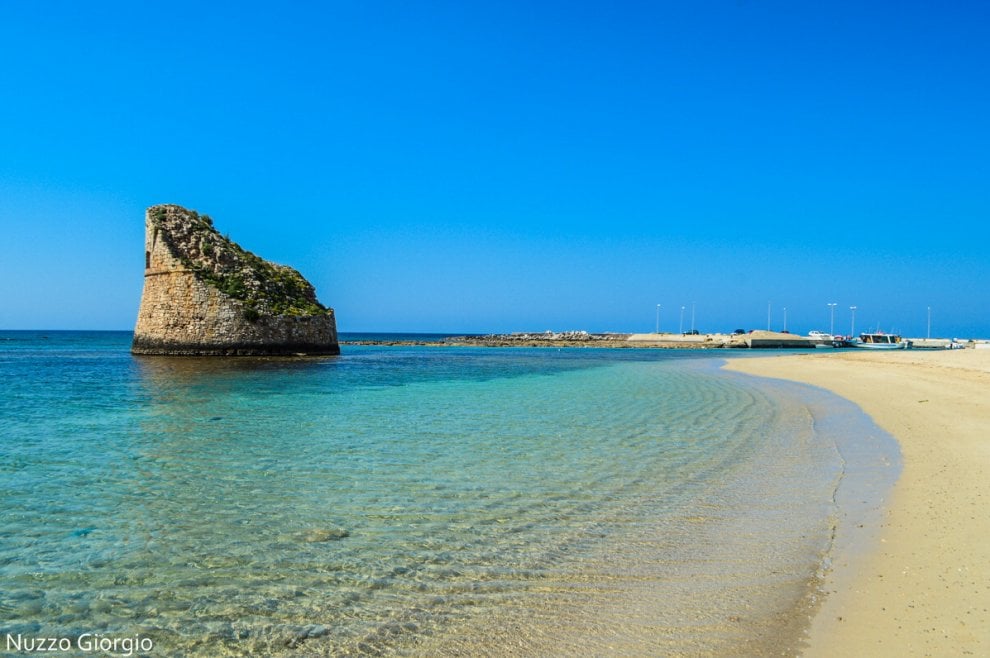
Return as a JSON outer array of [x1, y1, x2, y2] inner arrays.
[[1, 1, 988, 337]]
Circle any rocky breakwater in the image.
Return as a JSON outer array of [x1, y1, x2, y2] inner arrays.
[[132, 204, 339, 356], [446, 331, 631, 347]]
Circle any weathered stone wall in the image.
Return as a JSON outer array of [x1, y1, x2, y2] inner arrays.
[[132, 205, 339, 355]]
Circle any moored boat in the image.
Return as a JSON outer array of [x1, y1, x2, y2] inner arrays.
[[808, 330, 835, 348], [849, 332, 911, 349]]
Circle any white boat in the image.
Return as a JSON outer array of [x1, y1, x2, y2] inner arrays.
[[850, 333, 911, 349], [808, 330, 836, 348]]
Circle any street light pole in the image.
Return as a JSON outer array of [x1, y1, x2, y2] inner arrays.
[[783, 307, 788, 332], [850, 306, 857, 337], [828, 303, 837, 336], [927, 306, 931, 339], [656, 304, 661, 334], [680, 306, 685, 334], [767, 302, 771, 331], [691, 302, 696, 332]]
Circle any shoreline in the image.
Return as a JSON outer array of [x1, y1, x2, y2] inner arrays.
[[724, 350, 990, 656], [385, 355, 885, 656]]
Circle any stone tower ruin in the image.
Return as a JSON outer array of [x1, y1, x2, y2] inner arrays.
[[132, 204, 339, 355]]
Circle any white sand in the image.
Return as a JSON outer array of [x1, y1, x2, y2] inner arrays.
[[726, 349, 990, 656]]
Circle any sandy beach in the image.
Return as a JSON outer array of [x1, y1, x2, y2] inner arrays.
[[726, 349, 990, 657]]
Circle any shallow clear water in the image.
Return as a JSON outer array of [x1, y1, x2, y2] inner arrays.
[[0, 332, 898, 656]]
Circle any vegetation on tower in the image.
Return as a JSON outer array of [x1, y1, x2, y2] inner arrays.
[[148, 204, 328, 320]]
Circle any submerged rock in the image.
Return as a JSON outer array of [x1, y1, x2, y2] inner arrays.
[[301, 527, 350, 542]]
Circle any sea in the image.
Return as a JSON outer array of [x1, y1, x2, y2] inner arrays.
[[0, 331, 899, 656]]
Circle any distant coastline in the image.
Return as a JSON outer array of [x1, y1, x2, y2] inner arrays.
[[339, 330, 984, 350], [2, 330, 983, 351]]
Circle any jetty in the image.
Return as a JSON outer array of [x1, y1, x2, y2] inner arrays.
[[343, 330, 820, 349], [625, 330, 814, 349]]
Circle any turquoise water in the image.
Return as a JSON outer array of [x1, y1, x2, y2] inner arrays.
[[0, 332, 898, 656]]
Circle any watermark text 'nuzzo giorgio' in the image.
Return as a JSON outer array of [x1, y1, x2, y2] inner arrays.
[[6, 633, 153, 656]]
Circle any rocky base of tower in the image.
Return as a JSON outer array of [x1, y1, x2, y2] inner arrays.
[[131, 337, 341, 356]]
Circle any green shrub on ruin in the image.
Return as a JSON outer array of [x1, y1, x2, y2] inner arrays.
[[148, 204, 329, 318]]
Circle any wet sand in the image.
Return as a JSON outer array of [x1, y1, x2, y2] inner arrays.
[[726, 349, 990, 656]]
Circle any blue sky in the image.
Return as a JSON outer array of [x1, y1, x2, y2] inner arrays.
[[1, 1, 987, 336]]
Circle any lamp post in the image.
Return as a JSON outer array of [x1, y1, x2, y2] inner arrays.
[[656, 304, 661, 334], [783, 307, 788, 332], [767, 302, 771, 331], [850, 306, 857, 337], [927, 306, 931, 339], [828, 303, 837, 336], [680, 306, 685, 334], [691, 302, 696, 332]]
